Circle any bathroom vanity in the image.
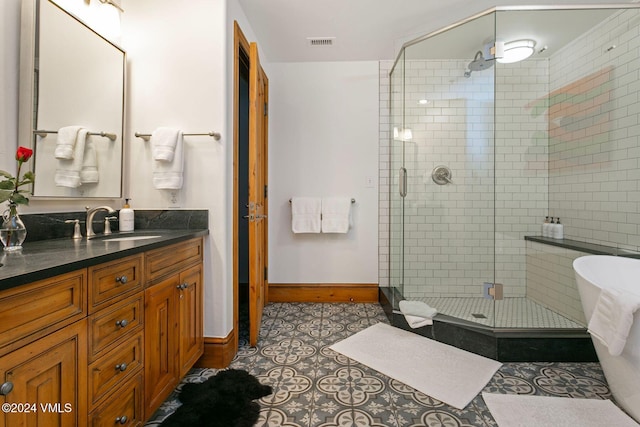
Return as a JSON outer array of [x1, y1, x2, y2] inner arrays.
[[0, 229, 207, 426]]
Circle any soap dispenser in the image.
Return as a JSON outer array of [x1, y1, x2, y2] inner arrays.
[[119, 199, 135, 232], [553, 217, 564, 239]]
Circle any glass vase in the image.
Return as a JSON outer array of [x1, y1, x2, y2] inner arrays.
[[1, 203, 27, 251]]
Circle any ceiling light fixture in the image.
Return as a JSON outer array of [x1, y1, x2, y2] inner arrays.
[[496, 39, 536, 64]]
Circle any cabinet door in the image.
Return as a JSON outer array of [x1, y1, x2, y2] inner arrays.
[[0, 319, 87, 427], [178, 264, 203, 377], [144, 276, 179, 417]]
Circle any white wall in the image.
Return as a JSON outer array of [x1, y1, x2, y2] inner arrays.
[[268, 61, 379, 284]]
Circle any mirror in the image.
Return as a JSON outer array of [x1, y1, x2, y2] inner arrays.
[[19, 0, 124, 199]]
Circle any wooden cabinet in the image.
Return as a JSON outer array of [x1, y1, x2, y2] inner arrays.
[[144, 239, 203, 416], [0, 235, 204, 426], [0, 318, 88, 427]]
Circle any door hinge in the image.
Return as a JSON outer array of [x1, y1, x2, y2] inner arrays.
[[264, 103, 268, 116], [483, 282, 503, 300], [264, 267, 268, 281], [264, 184, 268, 199]]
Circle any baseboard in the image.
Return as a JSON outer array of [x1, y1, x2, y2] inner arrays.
[[195, 329, 236, 369], [268, 283, 379, 303]]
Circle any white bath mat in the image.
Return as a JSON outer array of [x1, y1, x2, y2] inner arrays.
[[483, 393, 640, 427], [329, 322, 502, 409]]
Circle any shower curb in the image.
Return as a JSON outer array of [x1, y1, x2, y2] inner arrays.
[[379, 288, 598, 362]]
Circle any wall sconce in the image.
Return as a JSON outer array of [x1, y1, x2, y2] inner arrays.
[[393, 127, 413, 142]]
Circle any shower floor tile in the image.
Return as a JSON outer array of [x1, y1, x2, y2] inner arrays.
[[144, 302, 621, 426], [418, 297, 585, 329]]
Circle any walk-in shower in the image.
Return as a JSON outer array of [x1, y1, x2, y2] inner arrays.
[[385, 5, 640, 337]]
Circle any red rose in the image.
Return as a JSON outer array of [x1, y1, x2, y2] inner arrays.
[[16, 146, 33, 162]]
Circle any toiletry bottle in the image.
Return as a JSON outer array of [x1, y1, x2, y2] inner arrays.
[[553, 217, 564, 239], [542, 216, 550, 237], [119, 198, 135, 232], [543, 217, 552, 238]]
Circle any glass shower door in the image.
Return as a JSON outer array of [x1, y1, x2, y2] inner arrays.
[[391, 12, 497, 328]]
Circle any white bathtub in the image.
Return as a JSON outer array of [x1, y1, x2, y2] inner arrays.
[[573, 255, 640, 422]]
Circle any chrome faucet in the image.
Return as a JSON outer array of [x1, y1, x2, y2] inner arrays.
[[85, 206, 116, 238]]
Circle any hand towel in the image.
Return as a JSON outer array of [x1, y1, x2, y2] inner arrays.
[[80, 139, 99, 184], [153, 131, 184, 189], [291, 197, 321, 233], [55, 128, 88, 188], [588, 288, 640, 356], [151, 127, 180, 162], [321, 197, 351, 233], [54, 125, 82, 159]]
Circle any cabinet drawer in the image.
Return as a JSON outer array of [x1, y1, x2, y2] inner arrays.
[[145, 238, 202, 283], [89, 373, 144, 427], [89, 254, 143, 313], [0, 270, 86, 355], [88, 294, 143, 361], [88, 330, 144, 409]]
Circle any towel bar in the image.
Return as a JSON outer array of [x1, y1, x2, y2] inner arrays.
[[135, 131, 221, 141], [33, 129, 117, 141], [289, 198, 355, 203]]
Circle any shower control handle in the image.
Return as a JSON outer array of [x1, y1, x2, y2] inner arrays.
[[432, 165, 453, 185], [399, 167, 407, 198]]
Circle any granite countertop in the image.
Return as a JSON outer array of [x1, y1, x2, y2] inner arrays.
[[0, 229, 208, 291]]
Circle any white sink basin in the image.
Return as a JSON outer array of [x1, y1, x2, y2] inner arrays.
[[102, 235, 162, 242]]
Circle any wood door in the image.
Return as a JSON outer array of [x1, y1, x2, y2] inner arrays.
[[248, 41, 268, 347]]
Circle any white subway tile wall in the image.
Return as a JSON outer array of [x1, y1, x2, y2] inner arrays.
[[548, 8, 640, 251], [526, 241, 588, 325]]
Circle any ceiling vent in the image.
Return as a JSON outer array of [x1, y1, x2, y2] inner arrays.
[[307, 37, 335, 47]]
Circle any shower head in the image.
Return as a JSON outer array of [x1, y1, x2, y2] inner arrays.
[[464, 50, 494, 77]]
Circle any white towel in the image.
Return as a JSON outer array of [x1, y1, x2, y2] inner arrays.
[[54, 125, 82, 159], [153, 131, 184, 189], [291, 197, 321, 233], [80, 139, 99, 184], [404, 314, 433, 328], [55, 128, 88, 188], [321, 197, 351, 233], [151, 127, 180, 162], [588, 288, 640, 356], [399, 300, 438, 329]]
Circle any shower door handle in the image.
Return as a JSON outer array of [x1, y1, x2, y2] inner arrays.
[[399, 167, 407, 198]]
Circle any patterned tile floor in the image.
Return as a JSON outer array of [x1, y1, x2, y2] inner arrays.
[[145, 302, 622, 426]]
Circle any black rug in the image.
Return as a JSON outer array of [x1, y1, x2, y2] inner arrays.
[[160, 369, 273, 427]]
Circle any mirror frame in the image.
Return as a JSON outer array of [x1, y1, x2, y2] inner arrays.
[[18, 0, 125, 200]]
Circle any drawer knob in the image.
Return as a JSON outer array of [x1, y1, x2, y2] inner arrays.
[[0, 382, 13, 396], [115, 275, 128, 284], [176, 283, 189, 290], [115, 363, 128, 372], [115, 415, 128, 424], [115, 319, 129, 328]]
